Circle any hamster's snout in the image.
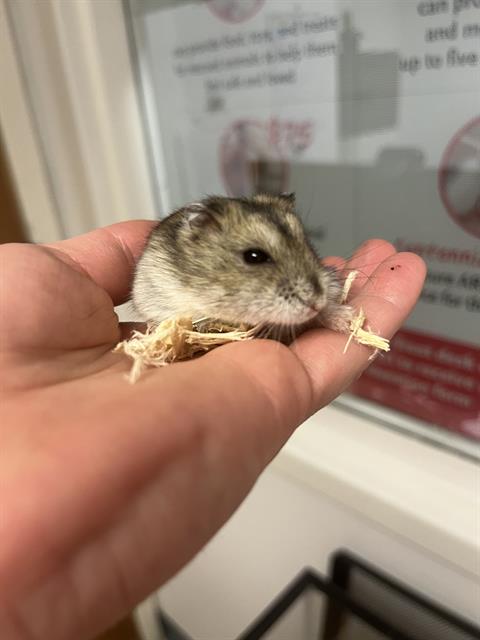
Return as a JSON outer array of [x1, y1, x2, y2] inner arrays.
[[296, 296, 325, 314], [273, 273, 329, 325]]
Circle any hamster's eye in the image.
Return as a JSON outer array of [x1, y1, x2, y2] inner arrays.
[[243, 248, 272, 264]]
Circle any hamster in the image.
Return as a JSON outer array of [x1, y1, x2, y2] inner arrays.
[[132, 194, 354, 341]]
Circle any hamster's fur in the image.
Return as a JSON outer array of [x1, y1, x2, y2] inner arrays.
[[132, 194, 353, 338]]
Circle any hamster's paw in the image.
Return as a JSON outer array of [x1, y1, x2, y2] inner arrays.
[[318, 304, 355, 334]]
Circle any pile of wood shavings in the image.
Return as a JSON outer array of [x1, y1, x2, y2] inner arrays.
[[114, 318, 257, 383], [115, 272, 389, 383]]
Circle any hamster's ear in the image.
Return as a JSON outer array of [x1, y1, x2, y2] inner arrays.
[[279, 192, 296, 208], [184, 203, 207, 227], [183, 202, 221, 232]]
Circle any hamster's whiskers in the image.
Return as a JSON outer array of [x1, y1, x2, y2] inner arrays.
[[253, 316, 309, 345]]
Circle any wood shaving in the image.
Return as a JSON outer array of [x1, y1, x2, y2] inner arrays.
[[115, 271, 389, 382], [343, 308, 390, 355], [114, 318, 257, 383], [340, 271, 390, 354], [340, 269, 358, 303]]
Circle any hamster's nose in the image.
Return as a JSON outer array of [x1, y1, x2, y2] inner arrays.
[[293, 293, 324, 314]]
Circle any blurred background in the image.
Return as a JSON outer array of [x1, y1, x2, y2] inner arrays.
[[1, 1, 479, 639]]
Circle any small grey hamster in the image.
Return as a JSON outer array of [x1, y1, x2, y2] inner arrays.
[[132, 194, 354, 340]]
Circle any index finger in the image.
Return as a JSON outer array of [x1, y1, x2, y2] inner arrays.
[[46, 220, 155, 305], [294, 249, 426, 406]]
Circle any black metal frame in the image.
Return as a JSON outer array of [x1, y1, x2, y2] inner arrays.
[[157, 608, 192, 640], [158, 550, 480, 640], [323, 550, 480, 639], [237, 568, 415, 640]]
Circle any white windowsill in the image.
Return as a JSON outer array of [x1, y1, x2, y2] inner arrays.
[[272, 404, 479, 578]]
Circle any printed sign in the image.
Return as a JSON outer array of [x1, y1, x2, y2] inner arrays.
[[137, 0, 480, 439], [439, 117, 480, 240]]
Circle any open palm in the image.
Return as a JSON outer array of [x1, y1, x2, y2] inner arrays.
[[0, 221, 425, 640]]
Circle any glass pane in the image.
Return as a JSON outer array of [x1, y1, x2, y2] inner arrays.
[[128, 0, 480, 454]]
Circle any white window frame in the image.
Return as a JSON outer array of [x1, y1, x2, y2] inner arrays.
[[1, 0, 157, 242]]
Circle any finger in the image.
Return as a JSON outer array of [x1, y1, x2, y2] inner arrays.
[[347, 238, 398, 274], [322, 256, 344, 269], [46, 221, 155, 305], [337, 238, 397, 299], [293, 251, 426, 406]]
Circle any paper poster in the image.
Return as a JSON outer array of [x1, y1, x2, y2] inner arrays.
[[137, 0, 480, 439]]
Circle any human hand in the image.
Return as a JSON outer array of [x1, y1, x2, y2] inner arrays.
[[0, 223, 425, 640]]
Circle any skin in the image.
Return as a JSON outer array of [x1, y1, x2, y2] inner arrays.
[[0, 221, 426, 640]]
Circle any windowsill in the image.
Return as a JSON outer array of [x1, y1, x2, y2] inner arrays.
[[272, 404, 479, 577]]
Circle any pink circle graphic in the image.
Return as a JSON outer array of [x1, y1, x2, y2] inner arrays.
[[438, 116, 480, 239], [207, 0, 265, 24], [219, 119, 289, 197]]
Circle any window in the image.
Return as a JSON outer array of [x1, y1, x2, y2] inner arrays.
[[127, 0, 480, 456]]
